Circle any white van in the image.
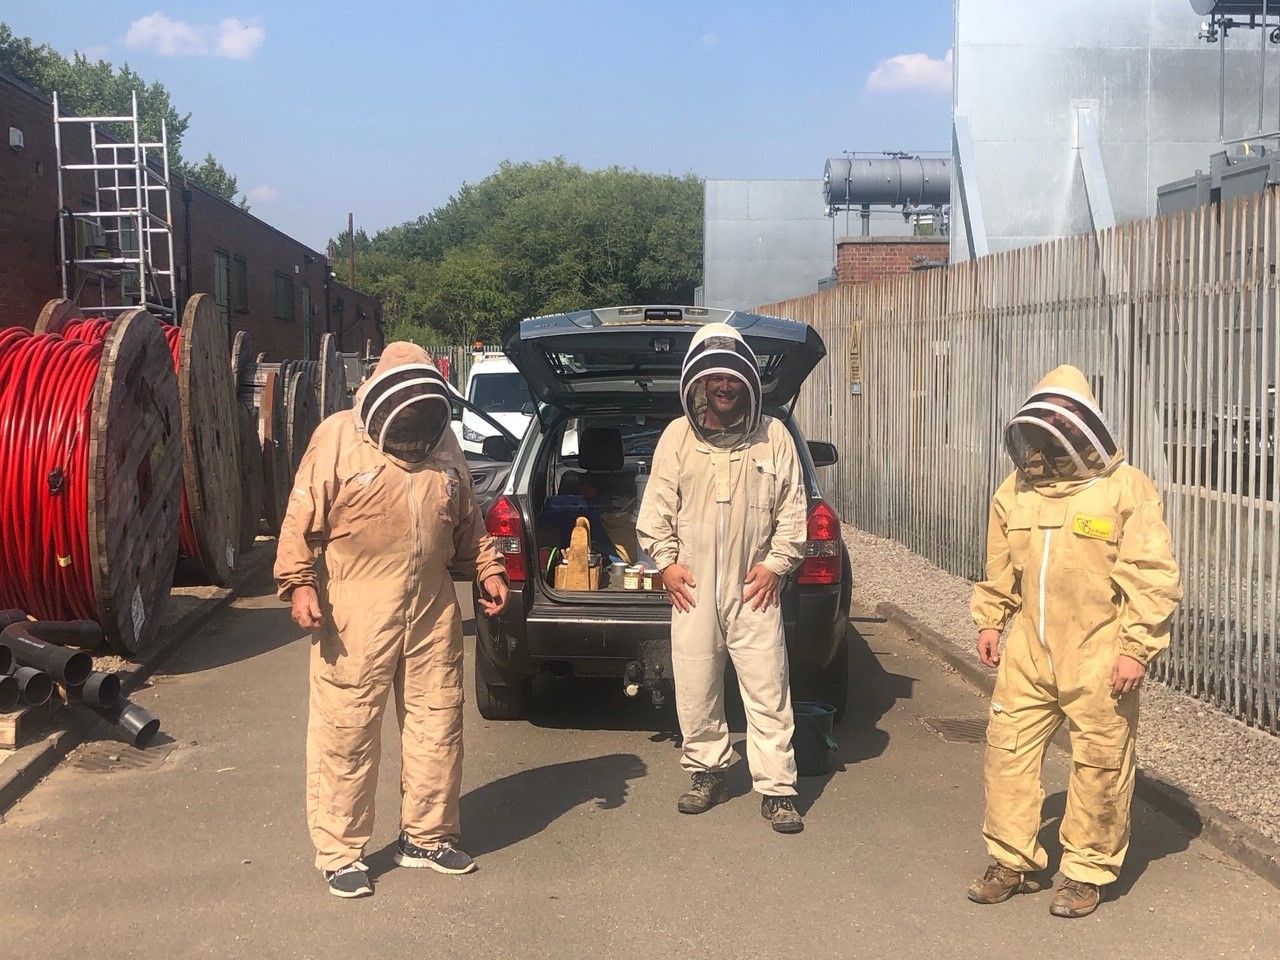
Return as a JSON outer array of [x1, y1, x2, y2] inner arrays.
[[456, 353, 536, 457]]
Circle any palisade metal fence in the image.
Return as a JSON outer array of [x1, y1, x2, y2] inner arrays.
[[761, 192, 1280, 732]]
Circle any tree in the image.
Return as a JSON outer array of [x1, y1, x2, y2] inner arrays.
[[0, 22, 245, 205]]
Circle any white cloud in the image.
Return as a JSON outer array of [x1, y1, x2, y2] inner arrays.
[[216, 18, 266, 59], [700, 32, 718, 48], [865, 48, 952, 95], [123, 12, 265, 59], [247, 185, 279, 203], [125, 12, 206, 57]]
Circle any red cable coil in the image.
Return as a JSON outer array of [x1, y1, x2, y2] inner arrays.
[[62, 319, 203, 566], [0, 326, 104, 620]]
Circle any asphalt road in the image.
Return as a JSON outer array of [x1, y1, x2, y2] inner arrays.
[[1, 566, 1275, 959]]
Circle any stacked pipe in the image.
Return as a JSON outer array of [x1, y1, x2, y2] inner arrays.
[[0, 305, 182, 654], [0, 610, 159, 747], [38, 295, 244, 586]]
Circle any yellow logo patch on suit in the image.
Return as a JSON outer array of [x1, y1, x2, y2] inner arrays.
[[1072, 514, 1115, 541]]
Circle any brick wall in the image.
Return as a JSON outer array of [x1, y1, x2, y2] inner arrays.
[[835, 235, 949, 286], [0, 73, 381, 359]]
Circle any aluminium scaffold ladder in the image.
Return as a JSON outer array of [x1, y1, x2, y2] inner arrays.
[[53, 89, 177, 320]]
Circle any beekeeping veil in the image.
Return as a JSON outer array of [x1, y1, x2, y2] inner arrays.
[[680, 323, 762, 450], [1004, 365, 1122, 485], [353, 342, 452, 464]]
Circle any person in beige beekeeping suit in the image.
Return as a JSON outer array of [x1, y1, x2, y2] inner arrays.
[[968, 365, 1181, 918], [275, 342, 508, 899], [637, 323, 809, 834]]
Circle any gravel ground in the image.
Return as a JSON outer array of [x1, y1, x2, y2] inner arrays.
[[844, 525, 1280, 845]]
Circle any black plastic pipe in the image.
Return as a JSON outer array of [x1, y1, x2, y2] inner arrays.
[[97, 698, 160, 749], [0, 610, 28, 632], [69, 671, 121, 709], [0, 674, 18, 712], [25, 620, 104, 649], [0, 643, 10, 676], [0, 624, 92, 687], [12, 667, 52, 707]]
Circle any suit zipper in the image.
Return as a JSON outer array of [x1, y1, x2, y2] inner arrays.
[[406, 471, 419, 633], [1038, 528, 1054, 675]]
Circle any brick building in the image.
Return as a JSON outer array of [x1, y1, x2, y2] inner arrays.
[[834, 235, 950, 286], [0, 71, 381, 359]]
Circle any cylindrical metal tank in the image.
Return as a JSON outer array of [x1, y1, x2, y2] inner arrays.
[[1190, 1, 1275, 15], [823, 156, 951, 208]]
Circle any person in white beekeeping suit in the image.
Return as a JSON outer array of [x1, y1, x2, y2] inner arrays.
[[636, 323, 809, 834]]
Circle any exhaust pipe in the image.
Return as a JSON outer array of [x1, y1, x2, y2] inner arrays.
[[69, 671, 121, 709], [621, 661, 668, 708], [96, 698, 160, 749], [0, 624, 92, 687], [0, 674, 19, 712], [25, 620, 104, 649], [12, 667, 52, 707]]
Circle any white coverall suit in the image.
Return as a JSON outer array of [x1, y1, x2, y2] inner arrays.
[[972, 365, 1182, 887], [276, 343, 505, 872], [637, 324, 808, 796]]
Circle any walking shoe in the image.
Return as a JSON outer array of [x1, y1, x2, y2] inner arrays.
[[677, 771, 729, 814], [966, 862, 1041, 904], [323, 860, 373, 899], [393, 835, 477, 875], [1050, 878, 1102, 918], [761, 795, 804, 834]]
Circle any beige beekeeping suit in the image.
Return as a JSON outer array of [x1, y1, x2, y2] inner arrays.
[[971, 365, 1182, 887], [275, 342, 504, 872], [637, 324, 808, 796]]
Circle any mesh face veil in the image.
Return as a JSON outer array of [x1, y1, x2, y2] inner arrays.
[[356, 363, 452, 462], [680, 324, 762, 450], [1005, 389, 1118, 484]]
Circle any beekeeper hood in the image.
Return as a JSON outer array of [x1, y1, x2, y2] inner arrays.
[[354, 342, 451, 463], [680, 322, 762, 450], [1005, 365, 1122, 486]]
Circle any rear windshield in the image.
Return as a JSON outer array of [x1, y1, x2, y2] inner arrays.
[[469, 372, 533, 413]]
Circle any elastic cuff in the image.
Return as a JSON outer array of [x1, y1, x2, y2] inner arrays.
[[760, 557, 791, 578], [1119, 642, 1150, 665]]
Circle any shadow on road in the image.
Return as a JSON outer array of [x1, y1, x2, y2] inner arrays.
[[367, 753, 647, 871], [795, 620, 916, 815]]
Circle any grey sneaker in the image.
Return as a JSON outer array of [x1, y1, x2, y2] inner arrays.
[[393, 835, 477, 874], [761, 795, 804, 834], [323, 860, 372, 899], [677, 771, 729, 814]]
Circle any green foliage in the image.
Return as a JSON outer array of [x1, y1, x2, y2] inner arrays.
[[339, 159, 703, 345], [0, 22, 245, 205]]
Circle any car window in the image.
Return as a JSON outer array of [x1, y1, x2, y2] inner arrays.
[[469, 372, 532, 413]]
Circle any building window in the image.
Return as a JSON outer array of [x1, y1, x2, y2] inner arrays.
[[214, 251, 231, 327], [232, 256, 249, 314], [274, 272, 295, 321]]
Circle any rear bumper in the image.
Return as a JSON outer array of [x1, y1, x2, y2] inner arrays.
[[475, 579, 848, 680]]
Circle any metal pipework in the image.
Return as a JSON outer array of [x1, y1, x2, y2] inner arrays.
[[12, 667, 53, 707], [824, 156, 952, 210], [0, 610, 28, 632], [0, 624, 92, 687], [0, 674, 18, 712], [96, 698, 160, 749], [69, 671, 121, 709], [25, 620, 104, 649]]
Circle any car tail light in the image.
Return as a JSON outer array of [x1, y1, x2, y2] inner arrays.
[[486, 495, 527, 583], [796, 500, 841, 585]]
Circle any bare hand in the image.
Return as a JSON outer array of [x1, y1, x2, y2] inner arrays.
[[291, 585, 323, 631], [977, 628, 1002, 668], [1111, 654, 1145, 695], [742, 564, 781, 612], [661, 564, 698, 613], [478, 575, 509, 617]]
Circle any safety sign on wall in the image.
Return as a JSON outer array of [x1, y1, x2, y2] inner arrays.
[[849, 326, 863, 396]]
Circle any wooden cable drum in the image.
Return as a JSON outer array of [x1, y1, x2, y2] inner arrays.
[[231, 330, 256, 408], [26, 303, 183, 653], [235, 401, 264, 556], [284, 369, 320, 474], [319, 333, 346, 416], [259, 370, 292, 534], [173, 294, 243, 584]]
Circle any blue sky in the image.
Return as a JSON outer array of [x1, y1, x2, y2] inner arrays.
[[6, 2, 955, 250]]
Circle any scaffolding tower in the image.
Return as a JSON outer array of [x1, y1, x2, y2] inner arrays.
[[53, 90, 177, 320]]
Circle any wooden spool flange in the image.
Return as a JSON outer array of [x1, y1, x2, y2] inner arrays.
[[285, 369, 320, 474], [319, 333, 346, 416], [87, 309, 183, 654], [236, 401, 264, 556], [259, 370, 291, 534], [34, 298, 83, 335], [177, 294, 243, 584], [231, 330, 256, 407]]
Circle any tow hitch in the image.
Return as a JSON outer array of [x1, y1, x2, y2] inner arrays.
[[623, 660, 668, 709]]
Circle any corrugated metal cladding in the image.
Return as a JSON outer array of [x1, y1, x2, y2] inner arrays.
[[952, 0, 1280, 262], [701, 179, 914, 310]]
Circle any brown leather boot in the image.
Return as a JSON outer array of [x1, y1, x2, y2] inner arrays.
[[966, 862, 1040, 904], [1050, 878, 1102, 918], [676, 772, 728, 814]]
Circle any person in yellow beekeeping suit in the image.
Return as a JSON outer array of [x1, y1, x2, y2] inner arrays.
[[276, 343, 509, 899], [967, 365, 1181, 918]]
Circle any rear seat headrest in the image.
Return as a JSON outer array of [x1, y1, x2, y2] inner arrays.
[[578, 427, 624, 472]]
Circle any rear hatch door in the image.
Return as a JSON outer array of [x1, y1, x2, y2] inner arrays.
[[504, 305, 826, 413]]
